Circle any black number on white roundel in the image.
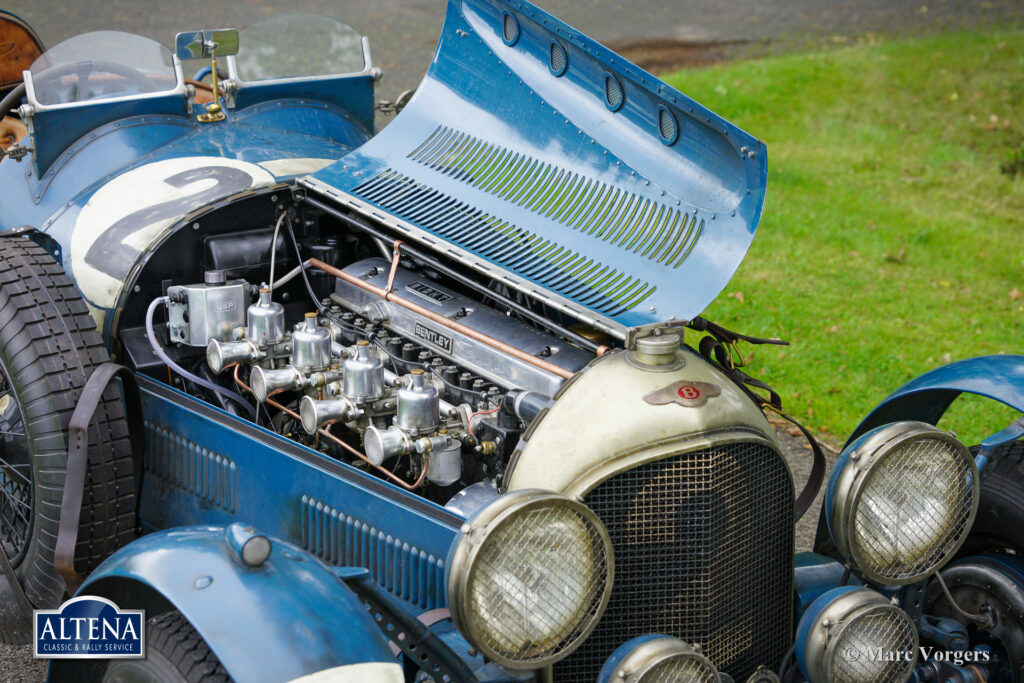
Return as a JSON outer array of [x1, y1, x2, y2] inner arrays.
[[84, 166, 253, 279]]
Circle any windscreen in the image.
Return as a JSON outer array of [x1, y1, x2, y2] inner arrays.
[[235, 14, 365, 82], [29, 31, 175, 106]]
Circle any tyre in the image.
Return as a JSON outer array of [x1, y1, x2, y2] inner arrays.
[[960, 441, 1024, 556], [103, 611, 229, 683], [920, 442, 1024, 682], [0, 238, 135, 643]]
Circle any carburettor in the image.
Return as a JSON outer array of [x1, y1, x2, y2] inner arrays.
[[300, 353, 462, 480], [206, 287, 287, 373], [246, 313, 343, 402], [204, 285, 468, 487]]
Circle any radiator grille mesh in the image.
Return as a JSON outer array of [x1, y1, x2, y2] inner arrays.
[[554, 442, 793, 681]]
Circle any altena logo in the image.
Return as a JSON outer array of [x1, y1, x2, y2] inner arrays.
[[34, 596, 144, 659]]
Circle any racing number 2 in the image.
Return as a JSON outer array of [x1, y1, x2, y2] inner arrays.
[[84, 166, 254, 280]]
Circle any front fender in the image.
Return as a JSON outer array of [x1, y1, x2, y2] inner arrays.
[[814, 356, 1024, 554], [54, 525, 398, 682], [846, 355, 1024, 447]]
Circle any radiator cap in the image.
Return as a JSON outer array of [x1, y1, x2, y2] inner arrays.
[[634, 332, 680, 366]]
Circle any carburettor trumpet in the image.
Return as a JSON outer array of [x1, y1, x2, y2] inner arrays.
[[206, 287, 286, 373]]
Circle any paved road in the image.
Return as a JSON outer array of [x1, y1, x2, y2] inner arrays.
[[7, 0, 1024, 99], [1, 1, 1021, 680]]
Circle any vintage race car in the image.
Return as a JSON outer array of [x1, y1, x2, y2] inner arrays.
[[0, 2, 1022, 682]]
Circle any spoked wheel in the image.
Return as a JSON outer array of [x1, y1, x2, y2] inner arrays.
[[0, 364, 32, 568], [0, 237, 136, 643]]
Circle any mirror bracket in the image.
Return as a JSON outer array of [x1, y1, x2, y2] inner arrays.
[[175, 29, 237, 123]]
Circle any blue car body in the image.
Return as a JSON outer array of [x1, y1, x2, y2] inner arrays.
[[1, 1, 1021, 682]]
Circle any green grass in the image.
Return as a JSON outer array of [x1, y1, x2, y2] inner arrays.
[[661, 31, 1024, 445]]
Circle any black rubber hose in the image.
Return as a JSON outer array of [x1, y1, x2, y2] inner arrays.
[[502, 389, 551, 423], [283, 213, 324, 312], [0, 83, 25, 118]]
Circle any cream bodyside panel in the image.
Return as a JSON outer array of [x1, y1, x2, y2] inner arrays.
[[506, 349, 779, 498]]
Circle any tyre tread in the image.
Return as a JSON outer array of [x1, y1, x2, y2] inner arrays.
[[146, 612, 231, 683], [0, 238, 136, 640]]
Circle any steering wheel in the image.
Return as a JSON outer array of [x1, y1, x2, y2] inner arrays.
[[29, 59, 158, 105]]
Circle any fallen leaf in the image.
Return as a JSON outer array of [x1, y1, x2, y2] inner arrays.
[[1010, 288, 1022, 300], [728, 291, 746, 303]]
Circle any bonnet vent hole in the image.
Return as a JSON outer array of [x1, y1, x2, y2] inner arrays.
[[502, 12, 520, 45], [550, 41, 567, 75], [605, 74, 624, 111], [658, 107, 679, 144]]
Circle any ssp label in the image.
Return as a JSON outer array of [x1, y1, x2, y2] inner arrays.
[[35, 596, 144, 659]]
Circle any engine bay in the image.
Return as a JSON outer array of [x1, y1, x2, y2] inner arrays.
[[117, 197, 608, 508]]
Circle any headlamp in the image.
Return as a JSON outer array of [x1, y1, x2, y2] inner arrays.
[[597, 635, 722, 683], [796, 586, 917, 683], [827, 421, 978, 585], [446, 489, 613, 669]]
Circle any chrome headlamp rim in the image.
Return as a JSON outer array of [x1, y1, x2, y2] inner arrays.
[[598, 634, 720, 683], [829, 420, 979, 585], [799, 586, 918, 683], [446, 489, 614, 670]]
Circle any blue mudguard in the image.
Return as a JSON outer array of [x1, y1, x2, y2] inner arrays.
[[846, 354, 1024, 447], [52, 526, 398, 682]]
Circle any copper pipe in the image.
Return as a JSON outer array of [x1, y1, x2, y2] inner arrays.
[[232, 364, 427, 490], [320, 428, 429, 491], [308, 258, 575, 380]]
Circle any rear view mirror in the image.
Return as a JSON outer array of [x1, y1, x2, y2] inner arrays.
[[174, 29, 239, 60]]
